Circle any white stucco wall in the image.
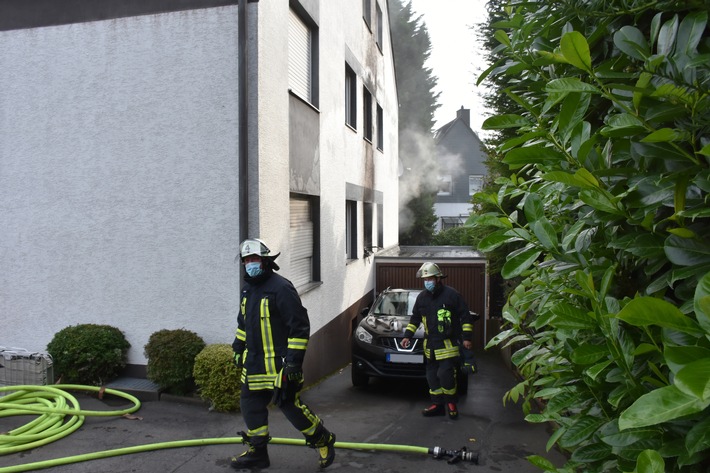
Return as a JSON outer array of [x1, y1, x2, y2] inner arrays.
[[254, 1, 399, 332], [0, 7, 241, 364]]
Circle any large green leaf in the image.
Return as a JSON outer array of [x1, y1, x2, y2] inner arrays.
[[560, 31, 592, 72], [559, 415, 605, 448], [570, 441, 612, 462], [580, 188, 624, 215], [694, 271, 710, 333], [502, 247, 541, 279], [665, 234, 710, 266], [634, 450, 665, 473], [616, 297, 702, 335], [665, 346, 710, 374], [543, 170, 595, 188], [657, 14, 678, 56], [571, 344, 608, 365], [533, 218, 558, 250], [523, 193, 544, 221], [550, 302, 596, 330], [674, 357, 710, 400], [600, 113, 646, 137], [545, 77, 599, 94], [676, 11, 707, 55], [478, 229, 520, 252], [619, 385, 710, 430], [613, 26, 651, 60], [685, 413, 710, 455]]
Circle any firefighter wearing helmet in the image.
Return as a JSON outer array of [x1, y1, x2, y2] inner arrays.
[[230, 238, 336, 469], [401, 262, 474, 419]]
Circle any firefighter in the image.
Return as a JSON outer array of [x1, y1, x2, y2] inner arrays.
[[401, 262, 474, 419], [230, 238, 336, 469]]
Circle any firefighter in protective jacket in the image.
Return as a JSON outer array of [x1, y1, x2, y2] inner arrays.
[[230, 238, 336, 470], [401, 262, 474, 419]]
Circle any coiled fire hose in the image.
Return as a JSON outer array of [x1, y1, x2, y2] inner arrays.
[[0, 384, 478, 472]]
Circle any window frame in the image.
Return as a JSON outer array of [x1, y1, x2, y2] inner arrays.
[[346, 200, 358, 260], [437, 175, 453, 196], [288, 7, 319, 107], [376, 103, 384, 151], [289, 194, 320, 290], [345, 64, 357, 129], [468, 175, 484, 196], [363, 86, 373, 143]]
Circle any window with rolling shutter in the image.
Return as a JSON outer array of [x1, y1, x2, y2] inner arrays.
[[288, 8, 312, 103], [290, 196, 315, 288]]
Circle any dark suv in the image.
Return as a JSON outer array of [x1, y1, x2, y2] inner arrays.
[[351, 288, 469, 393]]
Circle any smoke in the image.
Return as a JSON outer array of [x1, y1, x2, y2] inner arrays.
[[398, 126, 464, 233]]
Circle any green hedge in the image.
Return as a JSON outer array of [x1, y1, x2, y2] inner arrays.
[[193, 344, 241, 412]]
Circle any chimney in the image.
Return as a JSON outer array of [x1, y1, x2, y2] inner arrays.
[[456, 106, 470, 128]]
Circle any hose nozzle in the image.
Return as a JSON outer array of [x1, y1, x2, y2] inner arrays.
[[429, 446, 479, 464]]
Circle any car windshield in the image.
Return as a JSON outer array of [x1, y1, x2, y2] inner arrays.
[[371, 291, 420, 317]]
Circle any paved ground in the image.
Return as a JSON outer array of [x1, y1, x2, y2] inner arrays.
[[0, 349, 568, 473]]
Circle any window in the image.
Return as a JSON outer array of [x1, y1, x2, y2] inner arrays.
[[437, 175, 452, 195], [363, 87, 372, 142], [290, 195, 319, 288], [377, 203, 383, 249], [345, 64, 357, 129], [363, 202, 373, 255], [469, 175, 484, 195], [363, 0, 371, 29], [376, 103, 383, 150], [346, 200, 357, 260], [289, 8, 317, 105], [375, 3, 383, 50]]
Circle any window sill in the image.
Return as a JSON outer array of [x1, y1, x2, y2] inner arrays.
[[296, 280, 323, 296]]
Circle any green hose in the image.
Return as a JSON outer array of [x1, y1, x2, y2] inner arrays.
[[0, 385, 140, 459], [0, 384, 474, 472]]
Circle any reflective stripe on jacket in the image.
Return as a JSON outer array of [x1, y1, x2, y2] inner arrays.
[[232, 269, 310, 390], [404, 284, 473, 361]]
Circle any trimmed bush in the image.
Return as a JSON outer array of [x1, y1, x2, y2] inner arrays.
[[144, 329, 205, 395], [47, 324, 130, 386], [193, 344, 241, 412]]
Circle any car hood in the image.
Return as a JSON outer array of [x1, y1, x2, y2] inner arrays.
[[361, 315, 424, 338]]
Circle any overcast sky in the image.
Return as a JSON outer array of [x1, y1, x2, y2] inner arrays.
[[406, 1, 490, 136]]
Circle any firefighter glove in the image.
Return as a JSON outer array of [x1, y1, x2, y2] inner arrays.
[[233, 352, 242, 368], [272, 363, 303, 407]]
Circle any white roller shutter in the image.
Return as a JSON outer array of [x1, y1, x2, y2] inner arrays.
[[290, 197, 313, 288], [288, 9, 311, 102]]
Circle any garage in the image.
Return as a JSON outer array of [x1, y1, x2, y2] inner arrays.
[[373, 246, 488, 351]]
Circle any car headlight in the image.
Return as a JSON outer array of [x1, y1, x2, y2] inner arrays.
[[355, 326, 373, 344]]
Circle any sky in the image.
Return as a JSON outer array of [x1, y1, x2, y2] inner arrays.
[[407, 0, 491, 137]]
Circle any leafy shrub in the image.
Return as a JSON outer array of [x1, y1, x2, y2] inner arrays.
[[144, 329, 206, 395], [193, 344, 241, 412], [47, 324, 130, 385], [474, 1, 710, 471]]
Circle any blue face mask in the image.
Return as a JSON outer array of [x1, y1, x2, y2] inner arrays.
[[245, 262, 263, 278], [424, 280, 436, 292]]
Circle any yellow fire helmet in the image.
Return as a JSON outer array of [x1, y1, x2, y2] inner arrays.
[[416, 262, 444, 278]]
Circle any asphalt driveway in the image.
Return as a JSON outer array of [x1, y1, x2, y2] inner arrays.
[[0, 349, 567, 473]]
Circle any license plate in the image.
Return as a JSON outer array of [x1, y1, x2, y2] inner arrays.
[[387, 353, 423, 364]]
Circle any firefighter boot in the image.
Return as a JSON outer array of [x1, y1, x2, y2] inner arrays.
[[307, 423, 336, 468], [230, 434, 270, 470], [422, 403, 445, 417]]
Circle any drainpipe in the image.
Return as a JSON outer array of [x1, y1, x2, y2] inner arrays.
[[238, 0, 249, 243]]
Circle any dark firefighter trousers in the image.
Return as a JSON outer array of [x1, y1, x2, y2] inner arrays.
[[240, 382, 321, 447], [425, 356, 459, 405]]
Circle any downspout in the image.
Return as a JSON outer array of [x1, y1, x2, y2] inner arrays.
[[238, 0, 249, 243]]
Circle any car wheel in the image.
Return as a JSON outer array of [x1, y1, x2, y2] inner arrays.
[[351, 366, 369, 387], [457, 370, 469, 396]]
